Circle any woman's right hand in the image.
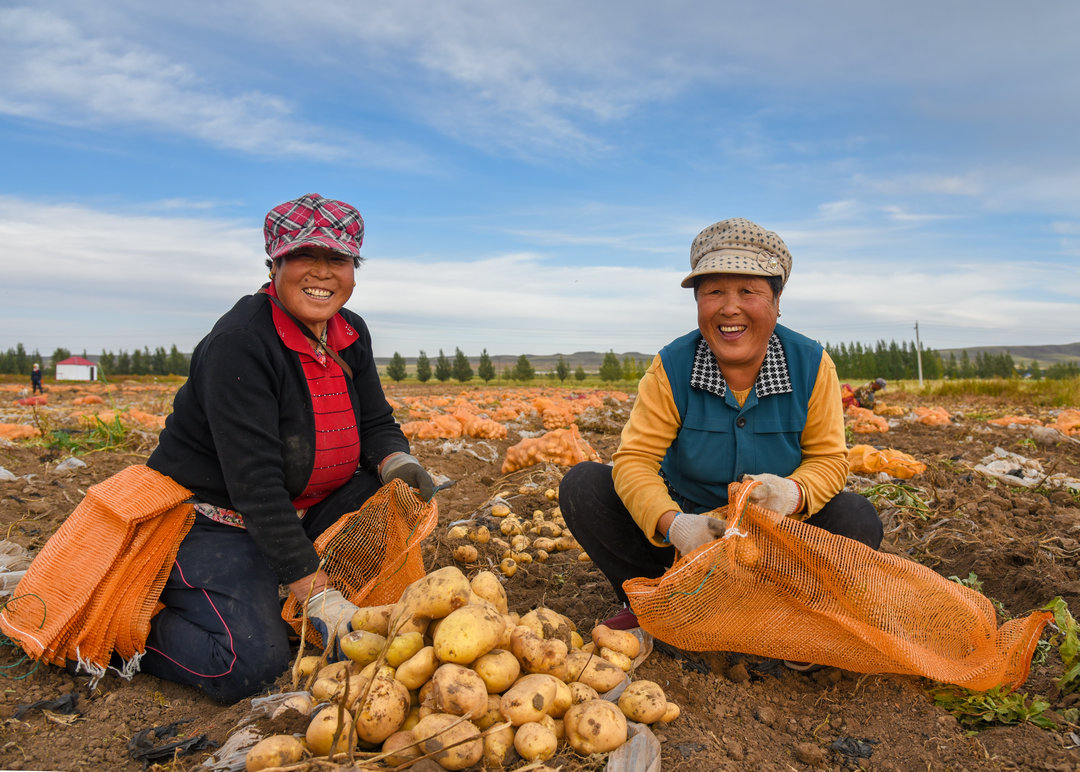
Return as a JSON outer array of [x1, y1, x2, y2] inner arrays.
[[666, 512, 727, 554]]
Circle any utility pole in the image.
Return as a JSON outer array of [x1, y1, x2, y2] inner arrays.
[[914, 321, 924, 388]]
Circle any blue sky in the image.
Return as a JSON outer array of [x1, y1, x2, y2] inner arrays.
[[2, 1, 1079, 360]]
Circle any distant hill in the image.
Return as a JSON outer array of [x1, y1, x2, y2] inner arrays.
[[937, 342, 1080, 367]]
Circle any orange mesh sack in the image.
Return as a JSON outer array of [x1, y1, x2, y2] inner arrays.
[[624, 482, 1052, 691], [0, 466, 194, 679], [283, 478, 437, 647], [848, 444, 926, 479]]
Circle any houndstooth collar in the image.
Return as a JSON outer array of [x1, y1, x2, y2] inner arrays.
[[689, 334, 792, 398]]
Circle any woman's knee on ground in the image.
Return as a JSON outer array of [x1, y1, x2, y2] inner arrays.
[[809, 491, 884, 550]]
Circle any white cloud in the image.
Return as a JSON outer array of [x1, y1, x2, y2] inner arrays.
[[4, 198, 1078, 360], [0, 7, 427, 168]]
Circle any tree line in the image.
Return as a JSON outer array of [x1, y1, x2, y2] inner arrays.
[[826, 339, 1077, 381], [5, 340, 1074, 382], [383, 349, 650, 383], [0, 345, 190, 376]]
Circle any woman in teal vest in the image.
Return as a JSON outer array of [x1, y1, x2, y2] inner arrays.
[[560, 218, 882, 657]]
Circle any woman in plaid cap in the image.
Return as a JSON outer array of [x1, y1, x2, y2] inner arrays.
[[141, 194, 434, 701], [559, 219, 882, 668]]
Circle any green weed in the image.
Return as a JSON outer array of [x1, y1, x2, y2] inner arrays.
[[39, 413, 138, 456], [931, 685, 1056, 729], [948, 572, 1007, 618], [861, 482, 932, 518], [1042, 597, 1079, 695]]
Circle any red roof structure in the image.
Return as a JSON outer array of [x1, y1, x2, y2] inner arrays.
[[56, 356, 96, 367]]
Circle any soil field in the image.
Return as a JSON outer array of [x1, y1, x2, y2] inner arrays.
[[1, 381, 1079, 772]]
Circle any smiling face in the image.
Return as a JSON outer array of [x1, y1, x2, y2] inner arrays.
[[272, 246, 355, 335], [695, 273, 781, 388]]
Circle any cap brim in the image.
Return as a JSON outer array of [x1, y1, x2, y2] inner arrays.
[[269, 234, 360, 260]]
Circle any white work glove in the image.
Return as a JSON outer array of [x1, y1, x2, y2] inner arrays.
[[380, 452, 435, 501], [743, 473, 802, 516], [666, 513, 727, 554], [305, 588, 359, 652]]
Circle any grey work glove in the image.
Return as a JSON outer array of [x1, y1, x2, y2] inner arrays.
[[666, 512, 727, 554], [305, 588, 359, 652], [743, 473, 801, 516], [380, 452, 435, 501]]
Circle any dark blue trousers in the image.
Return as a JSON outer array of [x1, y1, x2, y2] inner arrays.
[[139, 470, 382, 703], [560, 461, 883, 605]]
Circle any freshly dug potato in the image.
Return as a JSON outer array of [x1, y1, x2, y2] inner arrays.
[[548, 678, 572, 719], [600, 646, 633, 672], [386, 631, 425, 668], [499, 673, 561, 725], [412, 713, 484, 771], [566, 649, 628, 693], [245, 734, 304, 771], [316, 660, 356, 682], [295, 655, 322, 679], [472, 649, 520, 694], [564, 698, 627, 755], [427, 664, 489, 718], [392, 566, 472, 628], [306, 703, 357, 757], [395, 646, 439, 690], [312, 673, 369, 706], [532, 537, 557, 553], [472, 525, 491, 544], [569, 681, 599, 705], [351, 604, 394, 636], [591, 624, 641, 659], [519, 608, 575, 646], [433, 604, 505, 665], [354, 671, 411, 744], [661, 701, 681, 723], [453, 544, 479, 564], [482, 724, 517, 767], [510, 626, 569, 680], [473, 693, 505, 730], [617, 679, 668, 724], [514, 722, 557, 762], [499, 558, 517, 577], [380, 730, 420, 766], [490, 503, 512, 518], [340, 629, 387, 667], [448, 524, 469, 540]]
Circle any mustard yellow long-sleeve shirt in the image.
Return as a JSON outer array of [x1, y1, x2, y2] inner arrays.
[[613, 350, 848, 546]]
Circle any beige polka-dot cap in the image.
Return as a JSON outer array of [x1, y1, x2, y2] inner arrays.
[[681, 218, 792, 288]]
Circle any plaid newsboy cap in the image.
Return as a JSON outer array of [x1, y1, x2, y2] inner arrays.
[[264, 193, 364, 260]]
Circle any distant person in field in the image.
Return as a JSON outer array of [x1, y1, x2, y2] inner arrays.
[[841, 377, 886, 410], [30, 363, 43, 394], [133, 194, 435, 702], [559, 218, 882, 671]]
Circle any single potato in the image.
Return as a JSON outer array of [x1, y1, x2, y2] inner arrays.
[[564, 699, 627, 755], [412, 713, 484, 771], [245, 734, 304, 772], [514, 721, 558, 762], [617, 679, 668, 724]]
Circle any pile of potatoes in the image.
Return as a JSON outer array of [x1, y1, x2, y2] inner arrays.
[[447, 489, 590, 576], [246, 565, 678, 771]]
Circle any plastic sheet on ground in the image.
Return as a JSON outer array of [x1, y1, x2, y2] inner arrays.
[[0, 540, 33, 597], [200, 691, 308, 772], [973, 447, 1080, 493], [606, 721, 662, 772]]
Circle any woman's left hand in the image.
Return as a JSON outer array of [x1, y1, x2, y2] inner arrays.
[[742, 473, 801, 516], [380, 452, 435, 500]]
